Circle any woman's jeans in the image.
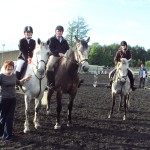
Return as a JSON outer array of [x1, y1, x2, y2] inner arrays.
[[0, 97, 16, 139]]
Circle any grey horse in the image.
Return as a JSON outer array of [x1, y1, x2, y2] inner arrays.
[[108, 58, 131, 120]]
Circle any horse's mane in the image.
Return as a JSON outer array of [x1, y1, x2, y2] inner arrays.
[[81, 40, 88, 49], [65, 39, 88, 59], [64, 42, 77, 59], [120, 58, 128, 65], [64, 48, 73, 59]]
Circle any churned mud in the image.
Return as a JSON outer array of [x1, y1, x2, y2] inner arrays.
[[1, 74, 150, 150]]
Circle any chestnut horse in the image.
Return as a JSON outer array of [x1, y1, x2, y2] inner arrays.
[[46, 36, 90, 129]]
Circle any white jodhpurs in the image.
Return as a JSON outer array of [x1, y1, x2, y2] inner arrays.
[[16, 59, 25, 72]]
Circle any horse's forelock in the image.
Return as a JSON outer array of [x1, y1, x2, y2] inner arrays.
[[120, 58, 128, 65], [81, 40, 88, 49]]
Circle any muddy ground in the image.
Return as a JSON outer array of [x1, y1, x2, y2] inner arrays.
[[1, 74, 150, 150]]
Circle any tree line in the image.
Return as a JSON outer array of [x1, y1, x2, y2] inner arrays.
[[89, 43, 150, 67], [65, 16, 150, 68]]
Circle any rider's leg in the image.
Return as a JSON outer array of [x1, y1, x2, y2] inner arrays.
[[47, 70, 55, 87], [139, 78, 142, 88], [106, 68, 116, 88], [143, 78, 146, 88], [46, 56, 59, 90], [15, 59, 25, 90], [128, 69, 136, 91]]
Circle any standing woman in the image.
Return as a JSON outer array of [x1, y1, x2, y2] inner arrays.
[[0, 60, 30, 140]]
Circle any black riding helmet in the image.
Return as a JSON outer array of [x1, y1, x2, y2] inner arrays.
[[120, 41, 127, 47], [55, 25, 64, 32], [24, 26, 33, 33]]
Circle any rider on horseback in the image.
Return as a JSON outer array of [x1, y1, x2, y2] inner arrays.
[[46, 25, 70, 90], [15, 26, 36, 90], [106, 41, 136, 91]]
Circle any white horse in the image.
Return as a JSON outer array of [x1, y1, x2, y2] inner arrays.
[[108, 58, 131, 120], [21, 38, 50, 133]]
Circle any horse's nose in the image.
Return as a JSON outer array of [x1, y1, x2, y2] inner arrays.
[[120, 78, 126, 83], [37, 69, 44, 75], [82, 66, 89, 72]]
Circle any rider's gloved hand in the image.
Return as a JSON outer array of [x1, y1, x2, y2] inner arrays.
[[28, 57, 32, 64]]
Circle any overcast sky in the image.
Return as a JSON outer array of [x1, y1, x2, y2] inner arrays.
[[0, 0, 150, 51]]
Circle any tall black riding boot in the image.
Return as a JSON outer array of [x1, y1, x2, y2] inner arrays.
[[46, 71, 55, 90], [128, 71, 136, 91], [16, 71, 21, 80], [15, 71, 21, 90]]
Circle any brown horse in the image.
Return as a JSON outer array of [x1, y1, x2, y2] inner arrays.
[[46, 36, 90, 129]]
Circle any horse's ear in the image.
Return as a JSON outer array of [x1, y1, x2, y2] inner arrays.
[[37, 38, 41, 45], [128, 58, 132, 64], [46, 39, 50, 45], [86, 37, 90, 43], [75, 36, 80, 42]]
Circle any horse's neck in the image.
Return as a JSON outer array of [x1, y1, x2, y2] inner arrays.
[[25, 58, 38, 76], [63, 49, 79, 73], [65, 48, 76, 62]]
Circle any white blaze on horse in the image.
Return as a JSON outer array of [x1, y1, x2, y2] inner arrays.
[[108, 58, 131, 120], [21, 38, 50, 133]]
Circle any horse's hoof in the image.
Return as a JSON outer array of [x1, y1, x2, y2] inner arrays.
[[108, 115, 111, 118], [35, 124, 41, 129], [46, 110, 51, 115], [123, 115, 126, 120], [127, 102, 130, 108], [24, 128, 30, 133], [54, 123, 61, 129], [67, 122, 72, 127]]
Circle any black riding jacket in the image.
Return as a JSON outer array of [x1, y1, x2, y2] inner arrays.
[[18, 38, 36, 60], [114, 48, 131, 63], [49, 35, 69, 57]]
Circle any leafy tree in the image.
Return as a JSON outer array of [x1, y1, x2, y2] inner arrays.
[[131, 45, 147, 63], [145, 61, 150, 68], [65, 21, 77, 47], [66, 17, 90, 47], [146, 49, 150, 61], [89, 43, 103, 65]]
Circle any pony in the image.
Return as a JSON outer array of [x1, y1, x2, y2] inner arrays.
[[21, 38, 50, 133], [46, 36, 90, 129], [108, 58, 131, 120]]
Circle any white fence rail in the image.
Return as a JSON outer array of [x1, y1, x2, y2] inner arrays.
[[88, 65, 109, 74]]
